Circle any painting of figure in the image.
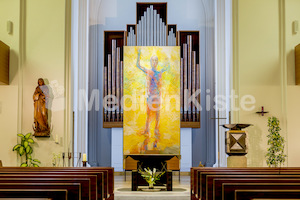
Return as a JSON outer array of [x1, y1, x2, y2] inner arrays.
[[123, 46, 180, 155]]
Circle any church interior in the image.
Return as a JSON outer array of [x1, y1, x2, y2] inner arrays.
[[0, 0, 300, 199]]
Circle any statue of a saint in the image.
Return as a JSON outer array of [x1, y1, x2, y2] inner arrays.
[[33, 78, 50, 136]]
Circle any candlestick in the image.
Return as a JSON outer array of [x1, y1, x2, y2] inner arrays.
[[62, 152, 65, 167], [68, 152, 72, 167], [82, 161, 87, 167], [82, 153, 87, 162]]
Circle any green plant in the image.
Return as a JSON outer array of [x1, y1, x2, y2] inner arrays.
[[138, 167, 165, 188], [12, 133, 41, 167], [265, 116, 287, 167]]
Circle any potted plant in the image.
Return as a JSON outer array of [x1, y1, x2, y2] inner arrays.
[[12, 133, 41, 167], [139, 167, 165, 189], [265, 116, 287, 167]]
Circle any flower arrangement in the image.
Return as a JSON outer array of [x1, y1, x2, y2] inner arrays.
[[138, 167, 165, 189], [52, 152, 61, 167]]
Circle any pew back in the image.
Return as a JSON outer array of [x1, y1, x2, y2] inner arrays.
[[0, 167, 114, 200], [191, 167, 300, 200]]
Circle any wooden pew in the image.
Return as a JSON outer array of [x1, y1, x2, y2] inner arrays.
[[0, 176, 92, 200], [0, 169, 99, 200], [191, 167, 300, 200], [209, 175, 300, 200], [0, 182, 80, 199], [0, 167, 114, 200], [223, 182, 300, 200], [0, 189, 68, 200], [235, 190, 300, 200]]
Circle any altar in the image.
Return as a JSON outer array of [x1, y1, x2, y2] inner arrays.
[[124, 154, 181, 191]]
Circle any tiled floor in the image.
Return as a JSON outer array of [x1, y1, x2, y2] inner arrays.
[[115, 174, 190, 200]]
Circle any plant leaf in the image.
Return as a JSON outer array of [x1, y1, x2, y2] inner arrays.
[[33, 164, 39, 167], [32, 159, 41, 164], [26, 146, 31, 154], [20, 163, 28, 167], [13, 144, 21, 151], [17, 133, 24, 138], [25, 132, 32, 139], [27, 138, 34, 144], [19, 146, 24, 156], [24, 141, 29, 148]]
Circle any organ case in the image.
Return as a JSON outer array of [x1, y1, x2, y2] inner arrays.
[[103, 3, 200, 128]]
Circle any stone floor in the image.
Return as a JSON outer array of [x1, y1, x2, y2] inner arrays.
[[114, 174, 190, 200]]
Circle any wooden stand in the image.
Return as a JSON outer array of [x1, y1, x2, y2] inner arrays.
[[82, 161, 87, 167]]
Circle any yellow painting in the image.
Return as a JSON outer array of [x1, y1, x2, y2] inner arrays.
[[123, 46, 180, 155]]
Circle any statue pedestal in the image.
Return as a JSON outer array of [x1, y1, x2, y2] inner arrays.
[[227, 156, 247, 167]]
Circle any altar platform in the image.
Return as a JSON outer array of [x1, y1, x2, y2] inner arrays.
[[114, 174, 190, 200]]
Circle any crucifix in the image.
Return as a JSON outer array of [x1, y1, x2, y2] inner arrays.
[[210, 110, 230, 167]]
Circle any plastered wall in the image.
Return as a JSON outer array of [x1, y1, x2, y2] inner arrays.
[[0, 0, 20, 166], [235, 0, 300, 167], [286, 0, 300, 167], [0, 0, 69, 167]]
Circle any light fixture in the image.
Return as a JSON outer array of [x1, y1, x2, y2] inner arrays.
[[7, 21, 13, 34], [293, 20, 299, 34]]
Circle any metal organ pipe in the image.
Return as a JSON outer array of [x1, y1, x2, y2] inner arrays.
[[146, 7, 150, 45], [134, 6, 169, 46], [116, 47, 120, 120], [157, 14, 160, 45], [143, 12, 146, 46], [150, 5, 153, 46], [153, 9, 157, 46]]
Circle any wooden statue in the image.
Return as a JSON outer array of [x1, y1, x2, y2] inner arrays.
[[33, 78, 50, 137]]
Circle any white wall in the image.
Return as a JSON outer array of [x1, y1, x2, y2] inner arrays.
[[286, 0, 300, 167], [0, 0, 20, 166], [234, 0, 300, 167], [0, 0, 71, 167]]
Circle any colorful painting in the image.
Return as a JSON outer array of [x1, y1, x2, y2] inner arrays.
[[123, 46, 180, 155]]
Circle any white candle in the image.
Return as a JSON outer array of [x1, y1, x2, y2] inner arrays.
[[55, 135, 59, 143], [83, 153, 87, 161]]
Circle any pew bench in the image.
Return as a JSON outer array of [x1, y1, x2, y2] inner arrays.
[[191, 167, 300, 200], [0, 189, 68, 200], [0, 167, 114, 200], [0, 176, 92, 200]]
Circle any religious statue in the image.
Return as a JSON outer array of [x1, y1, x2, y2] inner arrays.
[[33, 78, 50, 137]]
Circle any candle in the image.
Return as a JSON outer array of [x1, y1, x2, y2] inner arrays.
[[55, 135, 59, 143], [83, 153, 87, 162]]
